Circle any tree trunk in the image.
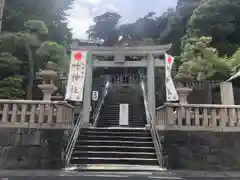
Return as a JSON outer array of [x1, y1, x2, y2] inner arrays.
[[26, 45, 34, 100]]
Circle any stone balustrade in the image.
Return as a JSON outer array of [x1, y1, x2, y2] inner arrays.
[[174, 80, 221, 89], [0, 99, 74, 129], [156, 103, 240, 131]]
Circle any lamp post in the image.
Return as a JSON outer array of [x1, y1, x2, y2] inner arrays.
[[0, 0, 4, 32]]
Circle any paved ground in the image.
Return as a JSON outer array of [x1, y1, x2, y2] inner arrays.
[[0, 170, 239, 179]]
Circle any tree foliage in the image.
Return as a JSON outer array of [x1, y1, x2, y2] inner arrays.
[[87, 12, 121, 46], [0, 77, 25, 99], [2, 0, 73, 46], [176, 37, 232, 80], [0, 0, 72, 99]]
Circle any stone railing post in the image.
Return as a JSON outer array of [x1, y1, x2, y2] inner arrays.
[[220, 82, 234, 105], [220, 82, 236, 126]]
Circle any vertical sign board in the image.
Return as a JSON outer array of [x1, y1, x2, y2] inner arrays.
[[65, 51, 88, 102], [92, 91, 99, 101], [165, 53, 179, 102], [119, 104, 129, 126]]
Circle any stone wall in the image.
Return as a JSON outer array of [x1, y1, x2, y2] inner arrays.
[[0, 128, 69, 169], [160, 131, 240, 170]]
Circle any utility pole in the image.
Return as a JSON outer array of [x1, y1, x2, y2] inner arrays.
[[0, 0, 4, 32]]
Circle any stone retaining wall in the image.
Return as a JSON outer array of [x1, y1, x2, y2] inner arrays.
[[161, 131, 240, 170], [0, 128, 69, 169]]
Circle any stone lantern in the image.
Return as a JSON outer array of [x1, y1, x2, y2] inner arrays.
[[177, 87, 192, 104], [37, 61, 58, 101], [175, 81, 192, 104], [51, 93, 63, 101]]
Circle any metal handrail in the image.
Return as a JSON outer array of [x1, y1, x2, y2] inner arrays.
[[65, 109, 83, 168], [92, 81, 110, 127], [140, 77, 164, 167]]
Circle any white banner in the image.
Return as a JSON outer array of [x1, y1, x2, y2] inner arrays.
[[65, 51, 88, 101], [165, 53, 179, 102]]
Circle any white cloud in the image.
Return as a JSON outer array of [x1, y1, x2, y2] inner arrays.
[[105, 4, 118, 12], [68, 17, 92, 39], [68, 1, 93, 39], [78, 0, 104, 5], [68, 0, 118, 39]]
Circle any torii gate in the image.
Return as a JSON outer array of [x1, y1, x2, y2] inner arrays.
[[68, 43, 173, 126]]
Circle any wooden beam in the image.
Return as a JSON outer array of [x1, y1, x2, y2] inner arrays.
[[93, 59, 164, 67], [71, 44, 172, 56]]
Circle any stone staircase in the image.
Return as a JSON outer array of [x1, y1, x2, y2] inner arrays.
[[67, 84, 161, 171], [97, 84, 147, 128], [97, 104, 146, 127], [69, 127, 159, 170]]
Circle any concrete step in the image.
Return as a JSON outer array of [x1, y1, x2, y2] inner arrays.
[[81, 128, 149, 133], [97, 123, 146, 127], [78, 135, 152, 141], [102, 108, 119, 111], [66, 164, 164, 172], [70, 157, 158, 166], [72, 151, 157, 159], [77, 140, 154, 147], [98, 121, 146, 124], [80, 131, 150, 137], [98, 119, 143, 122], [97, 125, 146, 128], [74, 145, 155, 153], [99, 116, 142, 119]]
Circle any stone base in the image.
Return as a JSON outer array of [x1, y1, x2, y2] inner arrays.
[[0, 128, 70, 169], [160, 131, 240, 170], [145, 124, 150, 130]]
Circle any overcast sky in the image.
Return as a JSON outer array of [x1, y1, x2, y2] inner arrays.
[[68, 0, 177, 39]]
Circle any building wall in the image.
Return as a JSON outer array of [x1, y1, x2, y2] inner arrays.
[[0, 128, 69, 169], [160, 131, 240, 170]]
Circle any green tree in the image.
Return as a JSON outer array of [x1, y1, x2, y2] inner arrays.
[[15, 20, 48, 99], [176, 36, 233, 80], [0, 77, 25, 99], [0, 20, 69, 99], [158, 0, 201, 55], [0, 52, 21, 77], [189, 0, 240, 55], [36, 41, 69, 74], [2, 0, 73, 46], [87, 12, 121, 46]]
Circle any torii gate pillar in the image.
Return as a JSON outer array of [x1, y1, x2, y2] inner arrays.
[[147, 54, 156, 119], [82, 53, 93, 127]]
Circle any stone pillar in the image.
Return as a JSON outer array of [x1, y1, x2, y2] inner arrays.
[[82, 53, 93, 127], [205, 81, 213, 104], [220, 82, 235, 105], [177, 87, 192, 104], [147, 54, 156, 119]]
